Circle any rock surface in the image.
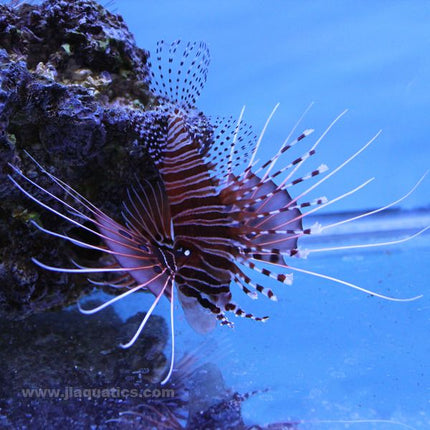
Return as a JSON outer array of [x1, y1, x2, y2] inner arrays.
[[0, 0, 159, 319]]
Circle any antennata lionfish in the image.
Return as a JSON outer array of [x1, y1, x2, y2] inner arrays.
[[8, 40, 427, 384]]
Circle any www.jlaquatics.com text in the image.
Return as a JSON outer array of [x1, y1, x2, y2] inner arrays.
[[20, 386, 175, 400]]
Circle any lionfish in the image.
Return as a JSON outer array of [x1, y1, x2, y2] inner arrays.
[[8, 40, 427, 384]]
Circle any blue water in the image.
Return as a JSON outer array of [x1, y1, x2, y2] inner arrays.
[[111, 209, 430, 429], [102, 2, 430, 428], [8, 1, 414, 428], [2, 1, 428, 428], [106, 1, 430, 428], [119, 0, 430, 212]]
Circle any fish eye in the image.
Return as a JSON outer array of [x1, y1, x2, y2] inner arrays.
[[176, 246, 191, 257]]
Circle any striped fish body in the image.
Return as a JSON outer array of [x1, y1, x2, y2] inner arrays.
[[144, 40, 304, 328], [152, 112, 241, 332], [147, 106, 304, 330]]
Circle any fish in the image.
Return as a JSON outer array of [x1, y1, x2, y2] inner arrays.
[[8, 40, 428, 385], [144, 40, 427, 317], [144, 41, 269, 332]]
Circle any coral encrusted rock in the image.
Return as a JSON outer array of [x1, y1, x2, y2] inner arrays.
[[0, 0, 161, 319]]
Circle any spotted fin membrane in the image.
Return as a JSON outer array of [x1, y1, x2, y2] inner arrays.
[[145, 40, 258, 187], [149, 40, 210, 109]]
